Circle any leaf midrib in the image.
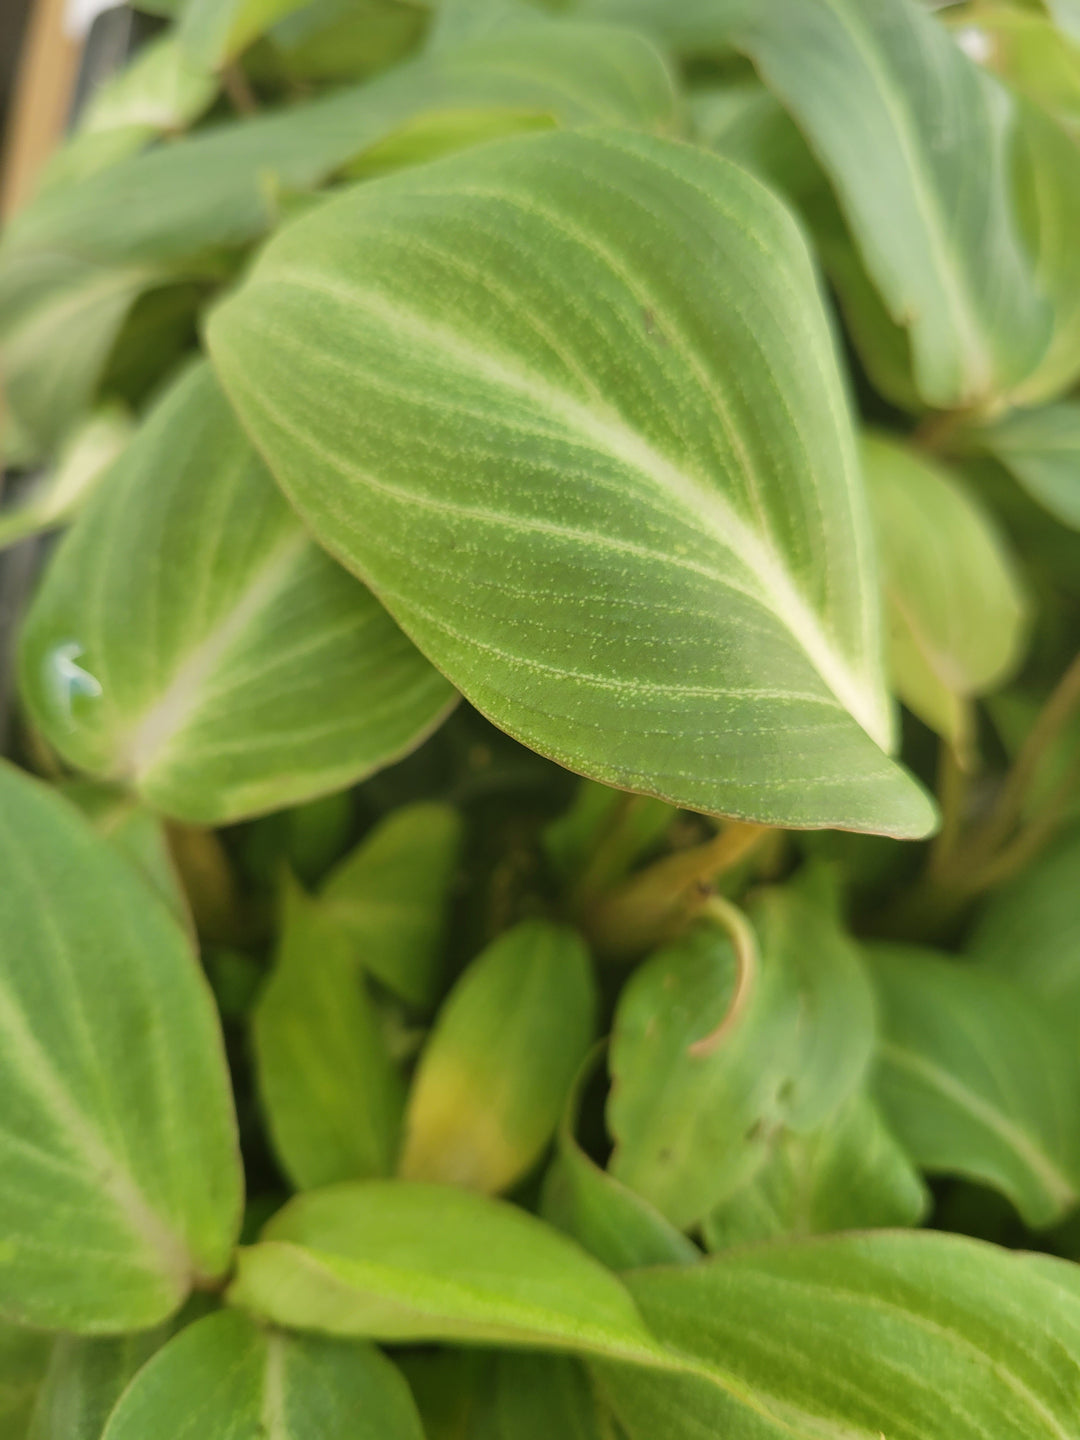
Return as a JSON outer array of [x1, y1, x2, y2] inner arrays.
[[259, 266, 889, 749]]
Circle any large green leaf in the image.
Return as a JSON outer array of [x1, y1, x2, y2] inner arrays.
[[959, 401, 1080, 530], [18, 362, 453, 824], [727, 0, 1050, 410], [869, 943, 1080, 1227], [400, 920, 596, 1192], [0, 1325, 51, 1440], [0, 22, 674, 454], [597, 1231, 1080, 1439], [864, 433, 1029, 752], [253, 882, 405, 1191], [318, 803, 463, 1008], [968, 828, 1080, 1026], [490, 1355, 610, 1440], [228, 1180, 663, 1363], [702, 1091, 929, 1249], [101, 1310, 424, 1440], [608, 883, 875, 1227], [0, 762, 242, 1332], [208, 128, 933, 837], [28, 1328, 172, 1440]]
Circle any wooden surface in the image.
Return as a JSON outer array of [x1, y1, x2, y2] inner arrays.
[[0, 0, 80, 217]]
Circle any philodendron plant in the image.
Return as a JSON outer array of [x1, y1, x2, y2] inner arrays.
[[5, 0, 1080, 1434]]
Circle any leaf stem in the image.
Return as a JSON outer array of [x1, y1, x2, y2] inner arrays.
[[687, 895, 759, 1058], [584, 820, 768, 960]]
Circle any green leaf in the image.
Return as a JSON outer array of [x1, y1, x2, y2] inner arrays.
[[28, 1328, 171, 1440], [61, 782, 189, 933], [728, 0, 1051, 410], [180, 0, 316, 67], [18, 362, 454, 824], [864, 433, 1029, 752], [608, 883, 875, 1228], [101, 1309, 424, 1440], [952, 7, 1080, 135], [541, 1053, 701, 1271], [869, 943, 1080, 1227], [227, 1180, 662, 1363], [400, 920, 596, 1192], [318, 803, 462, 1008], [1010, 99, 1080, 404], [264, 0, 426, 83], [0, 22, 674, 454], [958, 402, 1080, 530], [208, 128, 933, 838], [968, 827, 1080, 1026], [0, 405, 131, 553], [0, 1324, 51, 1440], [1045, 0, 1080, 43], [253, 882, 405, 1191], [0, 762, 242, 1332], [598, 1231, 1080, 1439], [543, 782, 675, 899], [702, 1091, 929, 1250], [491, 1354, 610, 1440]]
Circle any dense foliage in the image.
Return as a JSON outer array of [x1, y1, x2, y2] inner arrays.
[[3, 0, 1080, 1434]]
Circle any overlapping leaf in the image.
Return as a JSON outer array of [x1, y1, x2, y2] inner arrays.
[[869, 943, 1080, 1227], [0, 21, 674, 454], [254, 883, 405, 1190], [228, 1180, 664, 1363], [400, 920, 596, 1192], [209, 128, 933, 836], [28, 1328, 172, 1440], [598, 1232, 1080, 1439], [317, 803, 462, 1008], [959, 401, 1080, 530], [864, 433, 1029, 752], [18, 362, 454, 824], [0, 763, 242, 1332], [726, 0, 1051, 410], [101, 1310, 424, 1440]]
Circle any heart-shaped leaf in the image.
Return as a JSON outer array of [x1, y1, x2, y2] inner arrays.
[[597, 1231, 1080, 1439], [726, 0, 1051, 410], [209, 127, 933, 837], [864, 433, 1029, 752], [253, 882, 406, 1191], [18, 362, 454, 824], [869, 943, 1080, 1227], [0, 762, 242, 1332], [227, 1180, 663, 1364], [400, 920, 596, 1193], [101, 1310, 424, 1440]]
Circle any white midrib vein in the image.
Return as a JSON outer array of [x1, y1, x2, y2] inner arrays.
[[882, 1041, 1079, 1210], [261, 1333, 290, 1440], [0, 979, 191, 1289], [266, 269, 891, 751], [120, 531, 307, 780]]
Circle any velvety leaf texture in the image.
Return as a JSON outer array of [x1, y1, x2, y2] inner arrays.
[[18, 362, 454, 824], [0, 763, 242, 1332], [209, 128, 933, 837], [599, 1232, 1080, 1439]]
